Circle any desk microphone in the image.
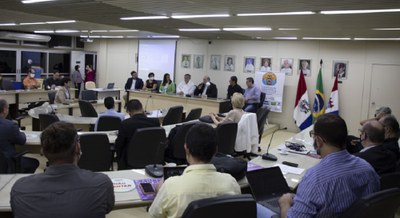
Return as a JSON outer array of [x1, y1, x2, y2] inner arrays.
[[144, 95, 152, 114], [48, 103, 56, 115], [262, 127, 287, 161]]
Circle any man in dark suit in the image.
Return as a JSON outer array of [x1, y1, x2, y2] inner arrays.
[[124, 70, 144, 91], [354, 120, 397, 175], [379, 115, 400, 160], [194, 75, 218, 98], [226, 76, 243, 99], [0, 99, 39, 173], [115, 99, 160, 170]]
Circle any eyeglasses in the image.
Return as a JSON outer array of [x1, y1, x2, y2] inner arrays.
[[309, 130, 315, 138], [358, 128, 364, 133]]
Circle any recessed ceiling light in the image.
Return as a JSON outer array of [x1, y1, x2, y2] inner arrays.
[[101, 36, 124, 38], [237, 11, 314, 16], [303, 37, 351, 40], [354, 37, 400, 41], [278, 28, 300, 31], [372, 28, 400, 31], [172, 14, 230, 19], [0, 23, 17, 26], [20, 22, 46, 25], [109, 30, 138, 32], [55, 30, 79, 33], [120, 16, 169, 20], [179, 28, 221, 32], [22, 0, 55, 4], [46, 20, 76, 24], [150, 35, 180, 38], [255, 36, 262, 39], [274, 37, 298, 40], [320, 8, 400, 15], [34, 30, 54, 33], [90, 30, 108, 33], [223, 27, 271, 31]]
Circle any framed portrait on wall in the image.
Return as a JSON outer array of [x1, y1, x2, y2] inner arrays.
[[332, 60, 348, 80], [298, 59, 311, 77], [210, 55, 221, 71], [224, 55, 235, 71], [244, 56, 256, 73], [280, 58, 294, 76], [260, 57, 272, 72], [181, 54, 191, 69], [193, 54, 204, 69]]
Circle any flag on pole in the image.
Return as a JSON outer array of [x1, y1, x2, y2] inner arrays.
[[293, 69, 312, 130], [326, 74, 339, 115], [312, 67, 325, 121]]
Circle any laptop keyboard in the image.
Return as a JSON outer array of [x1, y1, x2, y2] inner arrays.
[[260, 199, 280, 210]]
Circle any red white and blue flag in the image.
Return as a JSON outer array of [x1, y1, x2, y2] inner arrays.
[[326, 74, 339, 115], [293, 70, 312, 130]]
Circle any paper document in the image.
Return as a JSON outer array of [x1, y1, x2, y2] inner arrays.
[[274, 164, 305, 175]]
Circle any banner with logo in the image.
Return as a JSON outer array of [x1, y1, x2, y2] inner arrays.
[[254, 71, 286, 113]]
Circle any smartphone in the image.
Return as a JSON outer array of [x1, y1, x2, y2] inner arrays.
[[139, 183, 155, 194]]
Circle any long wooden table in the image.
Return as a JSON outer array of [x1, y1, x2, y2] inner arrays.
[[128, 90, 231, 116]]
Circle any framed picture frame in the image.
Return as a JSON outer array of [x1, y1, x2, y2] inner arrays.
[[181, 54, 191, 69], [193, 54, 204, 69], [210, 55, 221, 71], [260, 57, 272, 72], [244, 56, 256, 73], [298, 59, 311, 77], [224, 55, 235, 72], [332, 60, 348, 80], [280, 58, 294, 76]]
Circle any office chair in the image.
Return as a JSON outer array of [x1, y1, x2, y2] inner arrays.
[[39, 113, 60, 131], [258, 92, 266, 109], [48, 91, 56, 104], [85, 81, 96, 89], [96, 116, 122, 131], [216, 122, 238, 155], [78, 133, 113, 172], [126, 127, 166, 169], [165, 122, 196, 164], [181, 194, 257, 218], [256, 106, 270, 144], [184, 108, 202, 122], [162, 106, 183, 126], [340, 188, 400, 218], [78, 100, 98, 117], [380, 171, 400, 190], [81, 90, 97, 101]]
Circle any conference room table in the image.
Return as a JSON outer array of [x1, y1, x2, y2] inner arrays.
[[89, 88, 121, 100]]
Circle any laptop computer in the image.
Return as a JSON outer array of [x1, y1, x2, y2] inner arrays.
[[246, 167, 291, 214], [105, 83, 114, 89]]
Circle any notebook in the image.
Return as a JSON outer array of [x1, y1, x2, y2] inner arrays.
[[246, 167, 291, 214]]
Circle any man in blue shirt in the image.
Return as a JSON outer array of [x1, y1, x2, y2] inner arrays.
[[243, 77, 261, 112], [258, 114, 380, 218], [94, 97, 125, 131]]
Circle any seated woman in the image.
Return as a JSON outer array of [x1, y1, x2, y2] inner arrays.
[[159, 73, 175, 94], [55, 78, 75, 104], [143, 72, 158, 92], [210, 92, 245, 125]]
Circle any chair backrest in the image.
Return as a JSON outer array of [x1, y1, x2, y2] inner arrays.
[[78, 133, 113, 172], [258, 92, 266, 109], [340, 188, 400, 218], [126, 127, 166, 169], [184, 108, 202, 122], [216, 122, 238, 155], [78, 100, 98, 117], [85, 81, 96, 89], [162, 106, 184, 126], [380, 171, 400, 190], [38, 113, 60, 131], [170, 122, 197, 160], [182, 194, 257, 218], [48, 91, 56, 104], [97, 116, 122, 131], [81, 90, 97, 101], [256, 106, 270, 142]]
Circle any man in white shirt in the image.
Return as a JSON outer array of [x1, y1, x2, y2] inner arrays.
[[94, 97, 125, 131], [176, 74, 195, 96], [149, 123, 241, 218]]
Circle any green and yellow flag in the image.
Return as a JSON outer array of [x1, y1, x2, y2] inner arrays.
[[312, 67, 325, 122]]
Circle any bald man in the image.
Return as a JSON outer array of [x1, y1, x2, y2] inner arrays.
[[194, 75, 218, 98]]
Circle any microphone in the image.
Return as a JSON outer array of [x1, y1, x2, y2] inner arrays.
[[144, 95, 152, 115], [48, 103, 56, 115], [262, 127, 287, 161]]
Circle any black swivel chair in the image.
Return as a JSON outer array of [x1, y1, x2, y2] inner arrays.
[[184, 108, 202, 122], [216, 122, 238, 155], [181, 194, 257, 218], [96, 116, 122, 131], [256, 106, 270, 144], [165, 122, 197, 164], [162, 106, 184, 126], [39, 113, 60, 131], [48, 92, 56, 104], [78, 100, 98, 117], [78, 133, 113, 172], [258, 92, 266, 109], [380, 171, 400, 190], [126, 127, 166, 169], [340, 188, 400, 218], [81, 90, 97, 101]]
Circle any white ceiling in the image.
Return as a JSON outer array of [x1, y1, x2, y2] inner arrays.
[[0, 0, 399, 40]]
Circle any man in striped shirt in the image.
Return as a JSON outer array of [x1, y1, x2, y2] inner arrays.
[[258, 114, 380, 218]]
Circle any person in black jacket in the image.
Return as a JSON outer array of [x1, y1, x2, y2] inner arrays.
[[379, 115, 400, 160], [115, 99, 160, 170], [194, 75, 218, 98], [226, 76, 243, 99], [124, 70, 144, 91]]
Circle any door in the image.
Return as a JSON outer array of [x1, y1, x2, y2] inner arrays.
[[368, 64, 400, 119]]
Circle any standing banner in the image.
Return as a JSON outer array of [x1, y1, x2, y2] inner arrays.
[[254, 71, 286, 113]]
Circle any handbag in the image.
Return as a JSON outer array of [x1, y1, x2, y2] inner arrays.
[[211, 152, 247, 181]]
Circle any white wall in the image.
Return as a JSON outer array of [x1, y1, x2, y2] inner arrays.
[[85, 39, 400, 135]]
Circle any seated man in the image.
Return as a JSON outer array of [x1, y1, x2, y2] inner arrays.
[[149, 123, 241, 218], [115, 99, 160, 170], [11, 121, 114, 217], [194, 75, 218, 98], [379, 115, 400, 160], [176, 74, 195, 96], [123, 70, 144, 104], [44, 71, 62, 90], [243, 77, 261, 112], [22, 69, 40, 89], [360, 106, 391, 125], [227, 76, 243, 99], [258, 114, 379, 218], [55, 78, 75, 105], [0, 99, 39, 173], [354, 120, 397, 175], [94, 96, 125, 131]]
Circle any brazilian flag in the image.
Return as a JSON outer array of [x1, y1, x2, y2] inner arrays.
[[312, 68, 325, 122]]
